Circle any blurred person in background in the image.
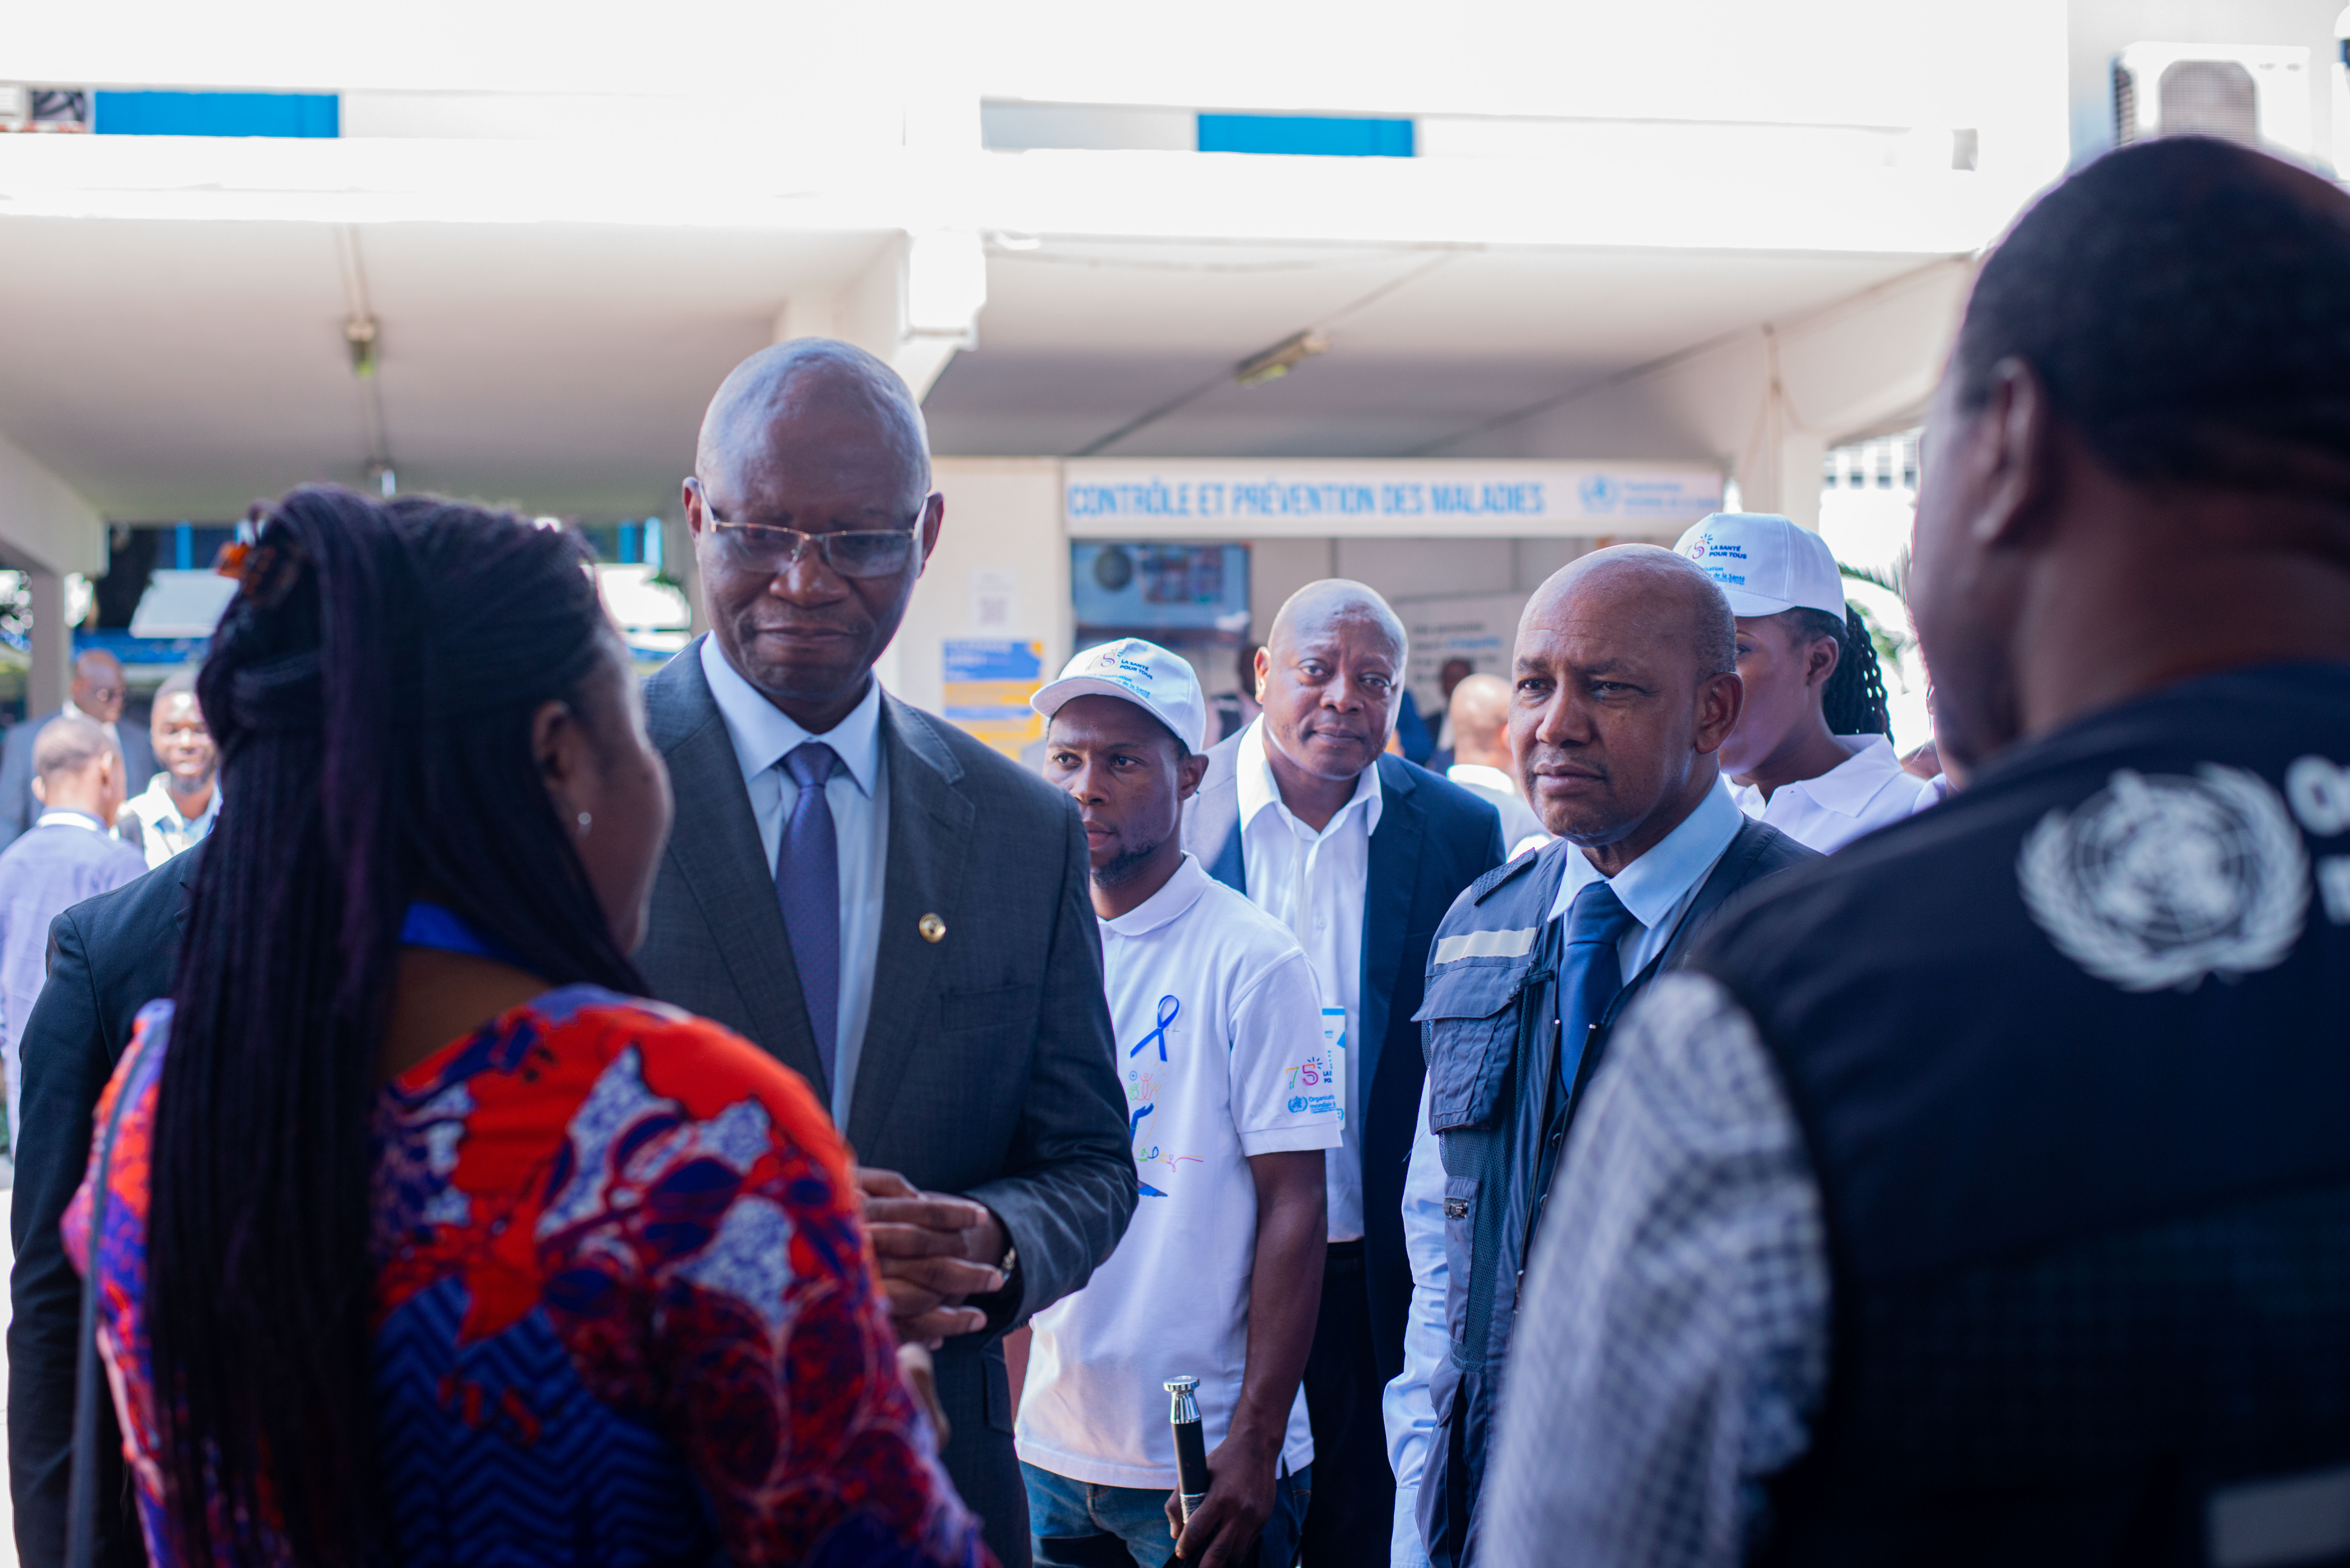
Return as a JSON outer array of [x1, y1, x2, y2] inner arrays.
[[67, 488, 992, 1568], [1183, 580, 1501, 1567], [1485, 136, 2350, 1568], [1386, 549, 1813, 1568], [0, 649, 154, 852], [120, 670, 220, 868], [1217, 643, 1266, 743], [1675, 512, 1935, 852], [0, 717, 144, 1143], [1428, 657, 1475, 771], [1442, 673, 1546, 856], [641, 339, 1131, 1567], [1019, 640, 1334, 1568]]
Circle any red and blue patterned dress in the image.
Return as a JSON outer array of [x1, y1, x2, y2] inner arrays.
[[66, 985, 994, 1568]]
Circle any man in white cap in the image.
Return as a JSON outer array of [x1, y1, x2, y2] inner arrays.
[[1672, 512, 1936, 851], [1018, 637, 1339, 1568]]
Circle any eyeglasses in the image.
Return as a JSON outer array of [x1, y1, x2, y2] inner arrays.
[[697, 489, 923, 580]]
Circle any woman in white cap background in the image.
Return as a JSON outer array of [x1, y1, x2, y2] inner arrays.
[[1671, 511, 1937, 852]]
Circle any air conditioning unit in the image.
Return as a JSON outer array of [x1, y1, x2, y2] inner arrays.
[[2111, 42, 2311, 155]]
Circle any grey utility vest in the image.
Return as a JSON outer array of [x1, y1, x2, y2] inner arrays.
[[1413, 820, 1813, 1568]]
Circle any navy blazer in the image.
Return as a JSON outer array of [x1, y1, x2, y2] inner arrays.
[[1181, 735, 1505, 1381]]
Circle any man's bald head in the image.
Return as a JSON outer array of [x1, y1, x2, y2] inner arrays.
[[694, 338, 931, 507], [685, 338, 947, 731], [1448, 672, 1514, 769], [1256, 579, 1408, 792], [1268, 579, 1407, 665], [33, 715, 116, 785], [1511, 544, 1743, 868], [1521, 545, 1735, 678]]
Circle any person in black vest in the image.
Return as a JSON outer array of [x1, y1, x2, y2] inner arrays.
[[1482, 135, 2350, 1568], [1386, 546, 1815, 1567]]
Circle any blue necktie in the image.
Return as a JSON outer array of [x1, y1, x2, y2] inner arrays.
[[776, 742, 842, 1090], [1558, 880, 1641, 1096]]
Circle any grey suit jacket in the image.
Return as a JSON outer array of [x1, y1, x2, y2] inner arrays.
[[0, 710, 157, 854], [634, 640, 1133, 1567]]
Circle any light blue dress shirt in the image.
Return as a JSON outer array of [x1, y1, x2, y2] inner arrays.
[[1383, 779, 1745, 1564], [698, 635, 889, 1129]]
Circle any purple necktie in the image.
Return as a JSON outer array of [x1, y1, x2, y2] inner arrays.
[[776, 742, 842, 1089]]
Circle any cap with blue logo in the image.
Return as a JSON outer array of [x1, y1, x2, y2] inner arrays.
[[1031, 637, 1208, 753], [1671, 512, 1848, 619]]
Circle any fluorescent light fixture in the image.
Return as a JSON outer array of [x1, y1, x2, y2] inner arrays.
[[1235, 329, 1326, 388]]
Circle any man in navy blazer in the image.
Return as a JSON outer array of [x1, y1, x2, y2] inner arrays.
[[1181, 581, 1504, 1564]]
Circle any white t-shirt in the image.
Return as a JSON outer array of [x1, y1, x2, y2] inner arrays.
[[1017, 854, 1342, 1489], [1728, 733, 1938, 853]]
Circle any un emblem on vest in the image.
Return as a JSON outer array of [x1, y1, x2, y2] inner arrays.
[[2019, 765, 2309, 993]]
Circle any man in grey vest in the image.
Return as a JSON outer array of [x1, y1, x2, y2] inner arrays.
[[1386, 547, 1814, 1566], [1484, 137, 2350, 1568]]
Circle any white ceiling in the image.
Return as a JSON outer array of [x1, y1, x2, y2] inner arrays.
[[0, 217, 889, 520], [0, 212, 1946, 522], [923, 239, 1941, 458]]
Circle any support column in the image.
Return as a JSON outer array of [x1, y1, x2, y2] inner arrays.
[[25, 568, 67, 717], [775, 231, 987, 400]]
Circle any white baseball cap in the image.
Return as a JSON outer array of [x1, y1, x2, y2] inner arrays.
[[1671, 513, 1848, 619], [1032, 637, 1209, 754]]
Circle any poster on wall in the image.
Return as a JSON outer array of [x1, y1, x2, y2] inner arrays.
[[942, 638, 1045, 757], [1402, 592, 1528, 715], [1069, 542, 1251, 635]]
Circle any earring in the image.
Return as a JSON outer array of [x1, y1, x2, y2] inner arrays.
[[576, 811, 592, 838]]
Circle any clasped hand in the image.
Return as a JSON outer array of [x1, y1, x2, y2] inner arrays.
[[854, 1165, 1010, 1348]]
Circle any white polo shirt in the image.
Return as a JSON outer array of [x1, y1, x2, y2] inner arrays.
[[1017, 854, 1341, 1489], [1234, 716, 1380, 1243], [1729, 733, 1937, 854]]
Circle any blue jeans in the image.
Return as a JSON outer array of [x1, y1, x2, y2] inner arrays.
[[1023, 1459, 1311, 1568]]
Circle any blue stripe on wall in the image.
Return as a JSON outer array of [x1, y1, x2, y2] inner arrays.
[[1196, 114, 1414, 157], [93, 91, 339, 138]]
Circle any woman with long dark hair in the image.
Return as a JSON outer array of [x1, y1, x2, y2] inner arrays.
[[1673, 511, 1936, 852], [64, 488, 991, 1568]]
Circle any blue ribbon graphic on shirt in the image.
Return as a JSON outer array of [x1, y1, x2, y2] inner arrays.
[[1131, 994, 1180, 1060]]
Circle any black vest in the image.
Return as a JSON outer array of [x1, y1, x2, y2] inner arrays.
[[1693, 663, 2350, 1567]]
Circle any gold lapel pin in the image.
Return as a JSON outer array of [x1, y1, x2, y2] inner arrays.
[[918, 913, 947, 944]]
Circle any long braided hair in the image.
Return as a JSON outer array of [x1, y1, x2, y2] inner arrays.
[[145, 487, 646, 1568], [1788, 604, 1892, 737]]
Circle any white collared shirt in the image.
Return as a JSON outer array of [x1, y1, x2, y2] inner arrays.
[[1234, 716, 1382, 1243], [1386, 780, 1747, 1563], [1444, 762, 1517, 799], [124, 773, 220, 869], [1729, 733, 1937, 854], [699, 635, 889, 1127]]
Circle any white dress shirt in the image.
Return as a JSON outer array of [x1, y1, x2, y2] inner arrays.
[[123, 773, 220, 869], [1234, 716, 1381, 1244], [1385, 780, 1746, 1564], [699, 635, 889, 1128], [1728, 733, 1937, 854]]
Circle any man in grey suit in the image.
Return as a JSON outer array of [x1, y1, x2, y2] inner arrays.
[[634, 339, 1134, 1568], [0, 649, 156, 853]]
